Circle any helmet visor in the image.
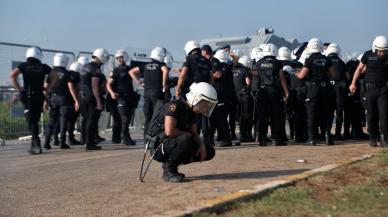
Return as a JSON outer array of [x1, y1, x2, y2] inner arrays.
[[194, 99, 217, 117]]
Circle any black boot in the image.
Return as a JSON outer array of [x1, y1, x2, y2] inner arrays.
[[326, 132, 335, 145], [53, 135, 59, 146], [219, 140, 232, 147], [85, 144, 102, 150], [274, 139, 287, 146], [369, 139, 378, 147], [162, 162, 183, 183], [43, 137, 51, 150], [304, 138, 316, 146], [380, 135, 388, 148], [29, 138, 42, 155], [68, 136, 81, 145], [335, 129, 343, 141]]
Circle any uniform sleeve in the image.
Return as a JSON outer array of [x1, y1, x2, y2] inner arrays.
[[110, 70, 118, 79], [304, 56, 311, 68], [164, 102, 179, 119], [361, 52, 368, 64], [91, 68, 101, 78], [43, 64, 52, 75], [182, 57, 191, 69], [17, 63, 26, 73]]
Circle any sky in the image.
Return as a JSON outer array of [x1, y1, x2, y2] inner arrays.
[[1, 0, 388, 61]]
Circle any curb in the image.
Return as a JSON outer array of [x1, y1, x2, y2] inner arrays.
[[173, 153, 375, 217]]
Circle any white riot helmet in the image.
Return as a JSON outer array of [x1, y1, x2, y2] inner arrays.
[[53, 53, 69, 67], [325, 43, 341, 55], [77, 56, 89, 66], [250, 47, 263, 61], [114, 49, 130, 64], [164, 55, 173, 68], [278, 47, 291, 60], [26, 47, 43, 61], [185, 82, 218, 117], [238, 56, 251, 67], [214, 49, 230, 63], [69, 61, 82, 72], [282, 65, 294, 74], [92, 48, 109, 63], [184, 40, 200, 56], [372, 35, 388, 52], [306, 38, 323, 53], [299, 50, 312, 64], [150, 47, 166, 62], [262, 43, 278, 57]]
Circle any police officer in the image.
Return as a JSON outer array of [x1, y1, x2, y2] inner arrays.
[[176, 42, 213, 145], [210, 50, 234, 147], [255, 44, 289, 146], [295, 38, 335, 146], [10, 47, 55, 154], [349, 36, 388, 147], [107, 49, 136, 146], [129, 47, 169, 135], [79, 48, 109, 150], [43, 53, 78, 150], [232, 56, 254, 142], [286, 59, 308, 143], [151, 82, 217, 182], [278, 47, 293, 141], [94, 70, 107, 143], [325, 43, 347, 140], [67, 61, 82, 145], [250, 47, 263, 142], [344, 57, 368, 139]]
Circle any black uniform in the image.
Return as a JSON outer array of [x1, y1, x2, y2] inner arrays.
[[256, 56, 285, 145], [304, 53, 334, 145], [209, 61, 233, 146], [327, 53, 347, 139], [79, 62, 103, 149], [344, 59, 367, 139], [67, 69, 81, 145], [110, 65, 137, 145], [250, 60, 261, 141], [153, 99, 215, 182], [44, 66, 73, 149], [17, 58, 52, 154], [183, 52, 213, 146], [360, 50, 388, 145], [280, 59, 293, 141], [288, 61, 307, 142], [141, 59, 167, 135], [232, 63, 253, 142]]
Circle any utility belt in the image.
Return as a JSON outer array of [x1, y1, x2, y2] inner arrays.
[[237, 88, 251, 96], [330, 80, 347, 87], [290, 86, 306, 92], [259, 83, 279, 89], [364, 81, 387, 88], [305, 81, 329, 88]]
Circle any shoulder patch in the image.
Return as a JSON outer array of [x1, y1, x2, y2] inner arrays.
[[168, 104, 176, 113]]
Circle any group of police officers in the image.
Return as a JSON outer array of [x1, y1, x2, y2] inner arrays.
[[9, 35, 388, 182]]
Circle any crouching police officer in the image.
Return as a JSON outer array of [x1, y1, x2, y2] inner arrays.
[[148, 82, 217, 182], [350, 36, 388, 147], [10, 47, 55, 154]]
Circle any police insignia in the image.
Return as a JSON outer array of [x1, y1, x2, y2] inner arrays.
[[168, 104, 176, 112]]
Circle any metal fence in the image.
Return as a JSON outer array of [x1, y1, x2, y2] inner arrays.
[[0, 42, 184, 139]]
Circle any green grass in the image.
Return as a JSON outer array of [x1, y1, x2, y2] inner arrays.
[[194, 150, 388, 217]]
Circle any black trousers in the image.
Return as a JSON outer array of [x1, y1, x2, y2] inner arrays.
[[67, 106, 79, 141], [106, 98, 122, 142], [44, 96, 71, 146], [80, 98, 99, 146], [117, 96, 134, 141], [289, 88, 307, 142], [236, 92, 253, 139], [305, 84, 332, 141], [258, 87, 283, 142], [228, 95, 238, 137], [143, 94, 162, 135], [328, 82, 347, 135], [364, 85, 388, 140], [196, 113, 212, 145], [251, 91, 260, 138], [209, 103, 232, 143], [154, 134, 215, 165], [23, 93, 44, 143]]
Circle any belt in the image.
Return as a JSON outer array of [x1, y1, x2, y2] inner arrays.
[[305, 81, 328, 87], [365, 82, 386, 88]]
